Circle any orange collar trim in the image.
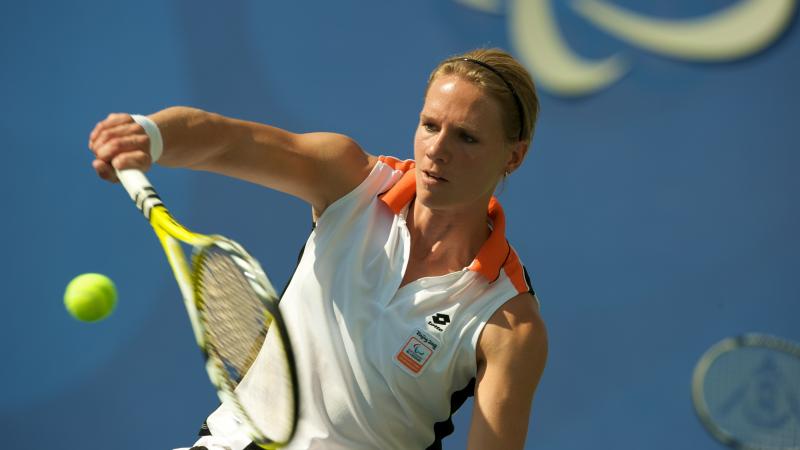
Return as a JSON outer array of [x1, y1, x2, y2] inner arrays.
[[377, 157, 510, 283]]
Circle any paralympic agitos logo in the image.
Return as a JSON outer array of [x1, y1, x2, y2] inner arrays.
[[456, 0, 798, 96]]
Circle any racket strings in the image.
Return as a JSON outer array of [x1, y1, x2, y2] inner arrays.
[[193, 243, 297, 444], [195, 248, 270, 382]]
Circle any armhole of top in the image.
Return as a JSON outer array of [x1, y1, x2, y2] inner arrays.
[[470, 271, 539, 359], [313, 159, 386, 228]]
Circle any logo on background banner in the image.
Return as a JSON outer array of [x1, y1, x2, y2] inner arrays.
[[455, 0, 797, 96]]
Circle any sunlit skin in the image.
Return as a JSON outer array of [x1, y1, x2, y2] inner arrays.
[[414, 75, 525, 212], [403, 75, 528, 281]]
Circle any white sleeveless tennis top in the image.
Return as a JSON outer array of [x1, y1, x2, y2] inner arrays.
[[204, 156, 535, 450]]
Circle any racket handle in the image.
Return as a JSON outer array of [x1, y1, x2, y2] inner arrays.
[[116, 168, 164, 219]]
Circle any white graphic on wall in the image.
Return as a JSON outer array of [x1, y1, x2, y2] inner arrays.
[[455, 0, 797, 96]]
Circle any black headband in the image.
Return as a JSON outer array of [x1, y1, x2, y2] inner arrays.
[[454, 57, 525, 141]]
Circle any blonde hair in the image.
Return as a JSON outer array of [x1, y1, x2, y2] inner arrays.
[[427, 48, 539, 144]]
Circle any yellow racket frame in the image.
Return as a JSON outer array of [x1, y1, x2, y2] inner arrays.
[[116, 169, 297, 449]]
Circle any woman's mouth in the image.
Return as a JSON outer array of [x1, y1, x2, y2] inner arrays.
[[423, 170, 448, 182]]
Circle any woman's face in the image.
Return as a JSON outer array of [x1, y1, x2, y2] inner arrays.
[[414, 74, 524, 212]]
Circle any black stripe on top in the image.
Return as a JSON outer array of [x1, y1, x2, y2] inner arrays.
[[426, 378, 476, 449], [522, 265, 536, 296]]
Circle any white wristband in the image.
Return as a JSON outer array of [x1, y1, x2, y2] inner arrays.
[[131, 114, 163, 163]]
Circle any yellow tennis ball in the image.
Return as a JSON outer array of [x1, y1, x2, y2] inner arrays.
[[64, 273, 117, 322]]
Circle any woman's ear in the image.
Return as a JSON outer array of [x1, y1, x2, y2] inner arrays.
[[505, 140, 529, 175]]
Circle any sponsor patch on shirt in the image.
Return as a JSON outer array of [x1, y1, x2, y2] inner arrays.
[[395, 328, 440, 376]]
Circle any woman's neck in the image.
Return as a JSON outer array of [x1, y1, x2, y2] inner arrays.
[[405, 198, 490, 275]]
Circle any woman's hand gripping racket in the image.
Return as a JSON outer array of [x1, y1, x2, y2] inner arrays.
[[116, 168, 299, 449]]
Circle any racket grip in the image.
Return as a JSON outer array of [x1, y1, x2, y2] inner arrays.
[[116, 168, 164, 219]]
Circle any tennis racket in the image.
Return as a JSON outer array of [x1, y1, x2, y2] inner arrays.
[[692, 333, 800, 450], [116, 168, 299, 448]]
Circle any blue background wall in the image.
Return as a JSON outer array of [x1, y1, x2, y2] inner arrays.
[[2, 1, 798, 449]]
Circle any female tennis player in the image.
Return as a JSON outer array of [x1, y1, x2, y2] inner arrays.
[[88, 48, 548, 450]]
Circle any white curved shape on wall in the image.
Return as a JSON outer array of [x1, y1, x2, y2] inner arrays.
[[510, 0, 629, 97], [454, 0, 503, 14], [571, 0, 798, 61]]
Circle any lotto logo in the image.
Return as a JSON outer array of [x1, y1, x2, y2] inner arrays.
[[432, 313, 450, 326]]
